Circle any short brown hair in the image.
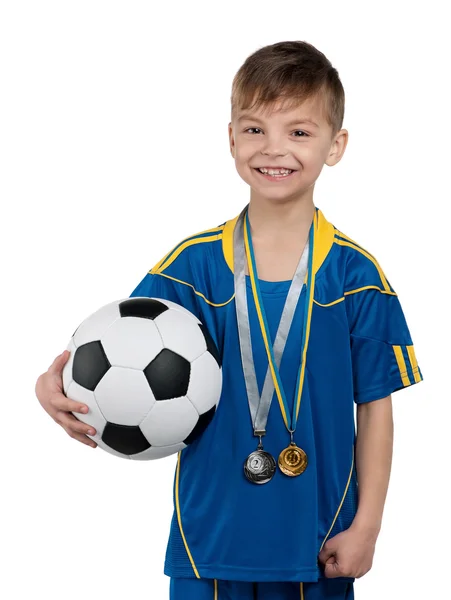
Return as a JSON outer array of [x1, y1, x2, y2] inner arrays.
[[231, 41, 345, 138]]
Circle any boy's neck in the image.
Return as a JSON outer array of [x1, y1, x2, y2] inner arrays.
[[247, 197, 315, 243]]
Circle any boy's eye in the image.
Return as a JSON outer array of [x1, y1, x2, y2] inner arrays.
[[244, 127, 309, 137]]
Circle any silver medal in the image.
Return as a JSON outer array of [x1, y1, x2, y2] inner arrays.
[[244, 449, 276, 484]]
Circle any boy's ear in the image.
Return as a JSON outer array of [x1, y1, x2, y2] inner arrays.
[[228, 122, 235, 158], [325, 128, 349, 167]]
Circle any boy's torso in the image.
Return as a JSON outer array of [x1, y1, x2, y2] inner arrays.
[[154, 208, 359, 583], [131, 206, 416, 583]]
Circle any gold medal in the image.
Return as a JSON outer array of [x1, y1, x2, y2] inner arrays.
[[278, 442, 308, 476]]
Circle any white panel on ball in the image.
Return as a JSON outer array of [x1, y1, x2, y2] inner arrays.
[[132, 441, 187, 461], [65, 380, 108, 444], [101, 316, 163, 369], [94, 367, 156, 425], [154, 309, 206, 362], [187, 351, 223, 414], [140, 396, 199, 446], [73, 301, 122, 348], [152, 297, 201, 322]]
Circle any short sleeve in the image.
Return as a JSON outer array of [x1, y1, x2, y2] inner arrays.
[[129, 271, 201, 321], [345, 289, 423, 404]]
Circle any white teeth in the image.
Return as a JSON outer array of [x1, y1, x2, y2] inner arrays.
[[258, 167, 293, 176]]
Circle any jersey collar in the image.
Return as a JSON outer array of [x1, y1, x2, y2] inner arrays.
[[221, 205, 335, 278]]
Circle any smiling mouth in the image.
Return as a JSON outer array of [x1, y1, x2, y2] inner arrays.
[[253, 168, 298, 180]]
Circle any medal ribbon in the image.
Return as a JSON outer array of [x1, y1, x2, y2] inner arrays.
[[233, 204, 317, 436]]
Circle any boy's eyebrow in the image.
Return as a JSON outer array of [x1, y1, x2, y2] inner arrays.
[[237, 114, 319, 128]]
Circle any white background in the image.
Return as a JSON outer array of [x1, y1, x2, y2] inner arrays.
[[1, 1, 448, 599]]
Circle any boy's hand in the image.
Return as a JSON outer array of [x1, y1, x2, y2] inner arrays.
[[317, 525, 376, 579], [35, 351, 97, 448]]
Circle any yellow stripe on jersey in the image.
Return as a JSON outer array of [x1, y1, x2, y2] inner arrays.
[[175, 451, 200, 578], [315, 285, 398, 307], [406, 345, 422, 383], [221, 213, 240, 274], [335, 229, 374, 254], [157, 272, 235, 307], [150, 246, 177, 275], [150, 225, 225, 275], [393, 345, 411, 386], [313, 208, 336, 277], [295, 210, 318, 423], [334, 239, 391, 292], [319, 453, 355, 552], [344, 285, 397, 297], [313, 297, 345, 307]]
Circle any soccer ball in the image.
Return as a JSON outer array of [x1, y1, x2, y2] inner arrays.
[[62, 297, 222, 460]]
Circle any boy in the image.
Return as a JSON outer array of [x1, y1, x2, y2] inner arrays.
[[35, 40, 423, 599]]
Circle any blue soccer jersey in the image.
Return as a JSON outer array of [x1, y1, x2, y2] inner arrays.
[[129, 206, 423, 583]]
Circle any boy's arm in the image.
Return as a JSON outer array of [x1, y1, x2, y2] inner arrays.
[[351, 394, 394, 541], [318, 396, 394, 578]]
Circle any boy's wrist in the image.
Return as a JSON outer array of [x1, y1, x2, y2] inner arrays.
[[349, 515, 381, 542]]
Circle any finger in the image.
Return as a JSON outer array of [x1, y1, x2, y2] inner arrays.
[[57, 412, 97, 436], [325, 563, 340, 579], [48, 350, 70, 374], [65, 429, 98, 448], [319, 554, 335, 567], [319, 547, 334, 563], [50, 391, 89, 415]]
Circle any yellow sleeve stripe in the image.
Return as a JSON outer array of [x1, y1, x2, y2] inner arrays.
[[406, 344, 418, 370], [406, 345, 422, 383], [150, 228, 224, 275], [393, 345, 411, 386], [334, 239, 391, 292], [393, 344, 422, 386]]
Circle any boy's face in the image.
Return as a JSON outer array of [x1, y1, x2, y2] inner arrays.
[[228, 96, 348, 205]]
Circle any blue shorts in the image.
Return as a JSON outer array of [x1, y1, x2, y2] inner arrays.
[[169, 578, 354, 600]]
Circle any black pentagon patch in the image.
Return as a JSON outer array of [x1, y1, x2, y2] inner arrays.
[[144, 349, 191, 399], [198, 323, 221, 368], [72, 341, 111, 391], [119, 298, 169, 320], [102, 422, 151, 455], [184, 405, 216, 445]]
